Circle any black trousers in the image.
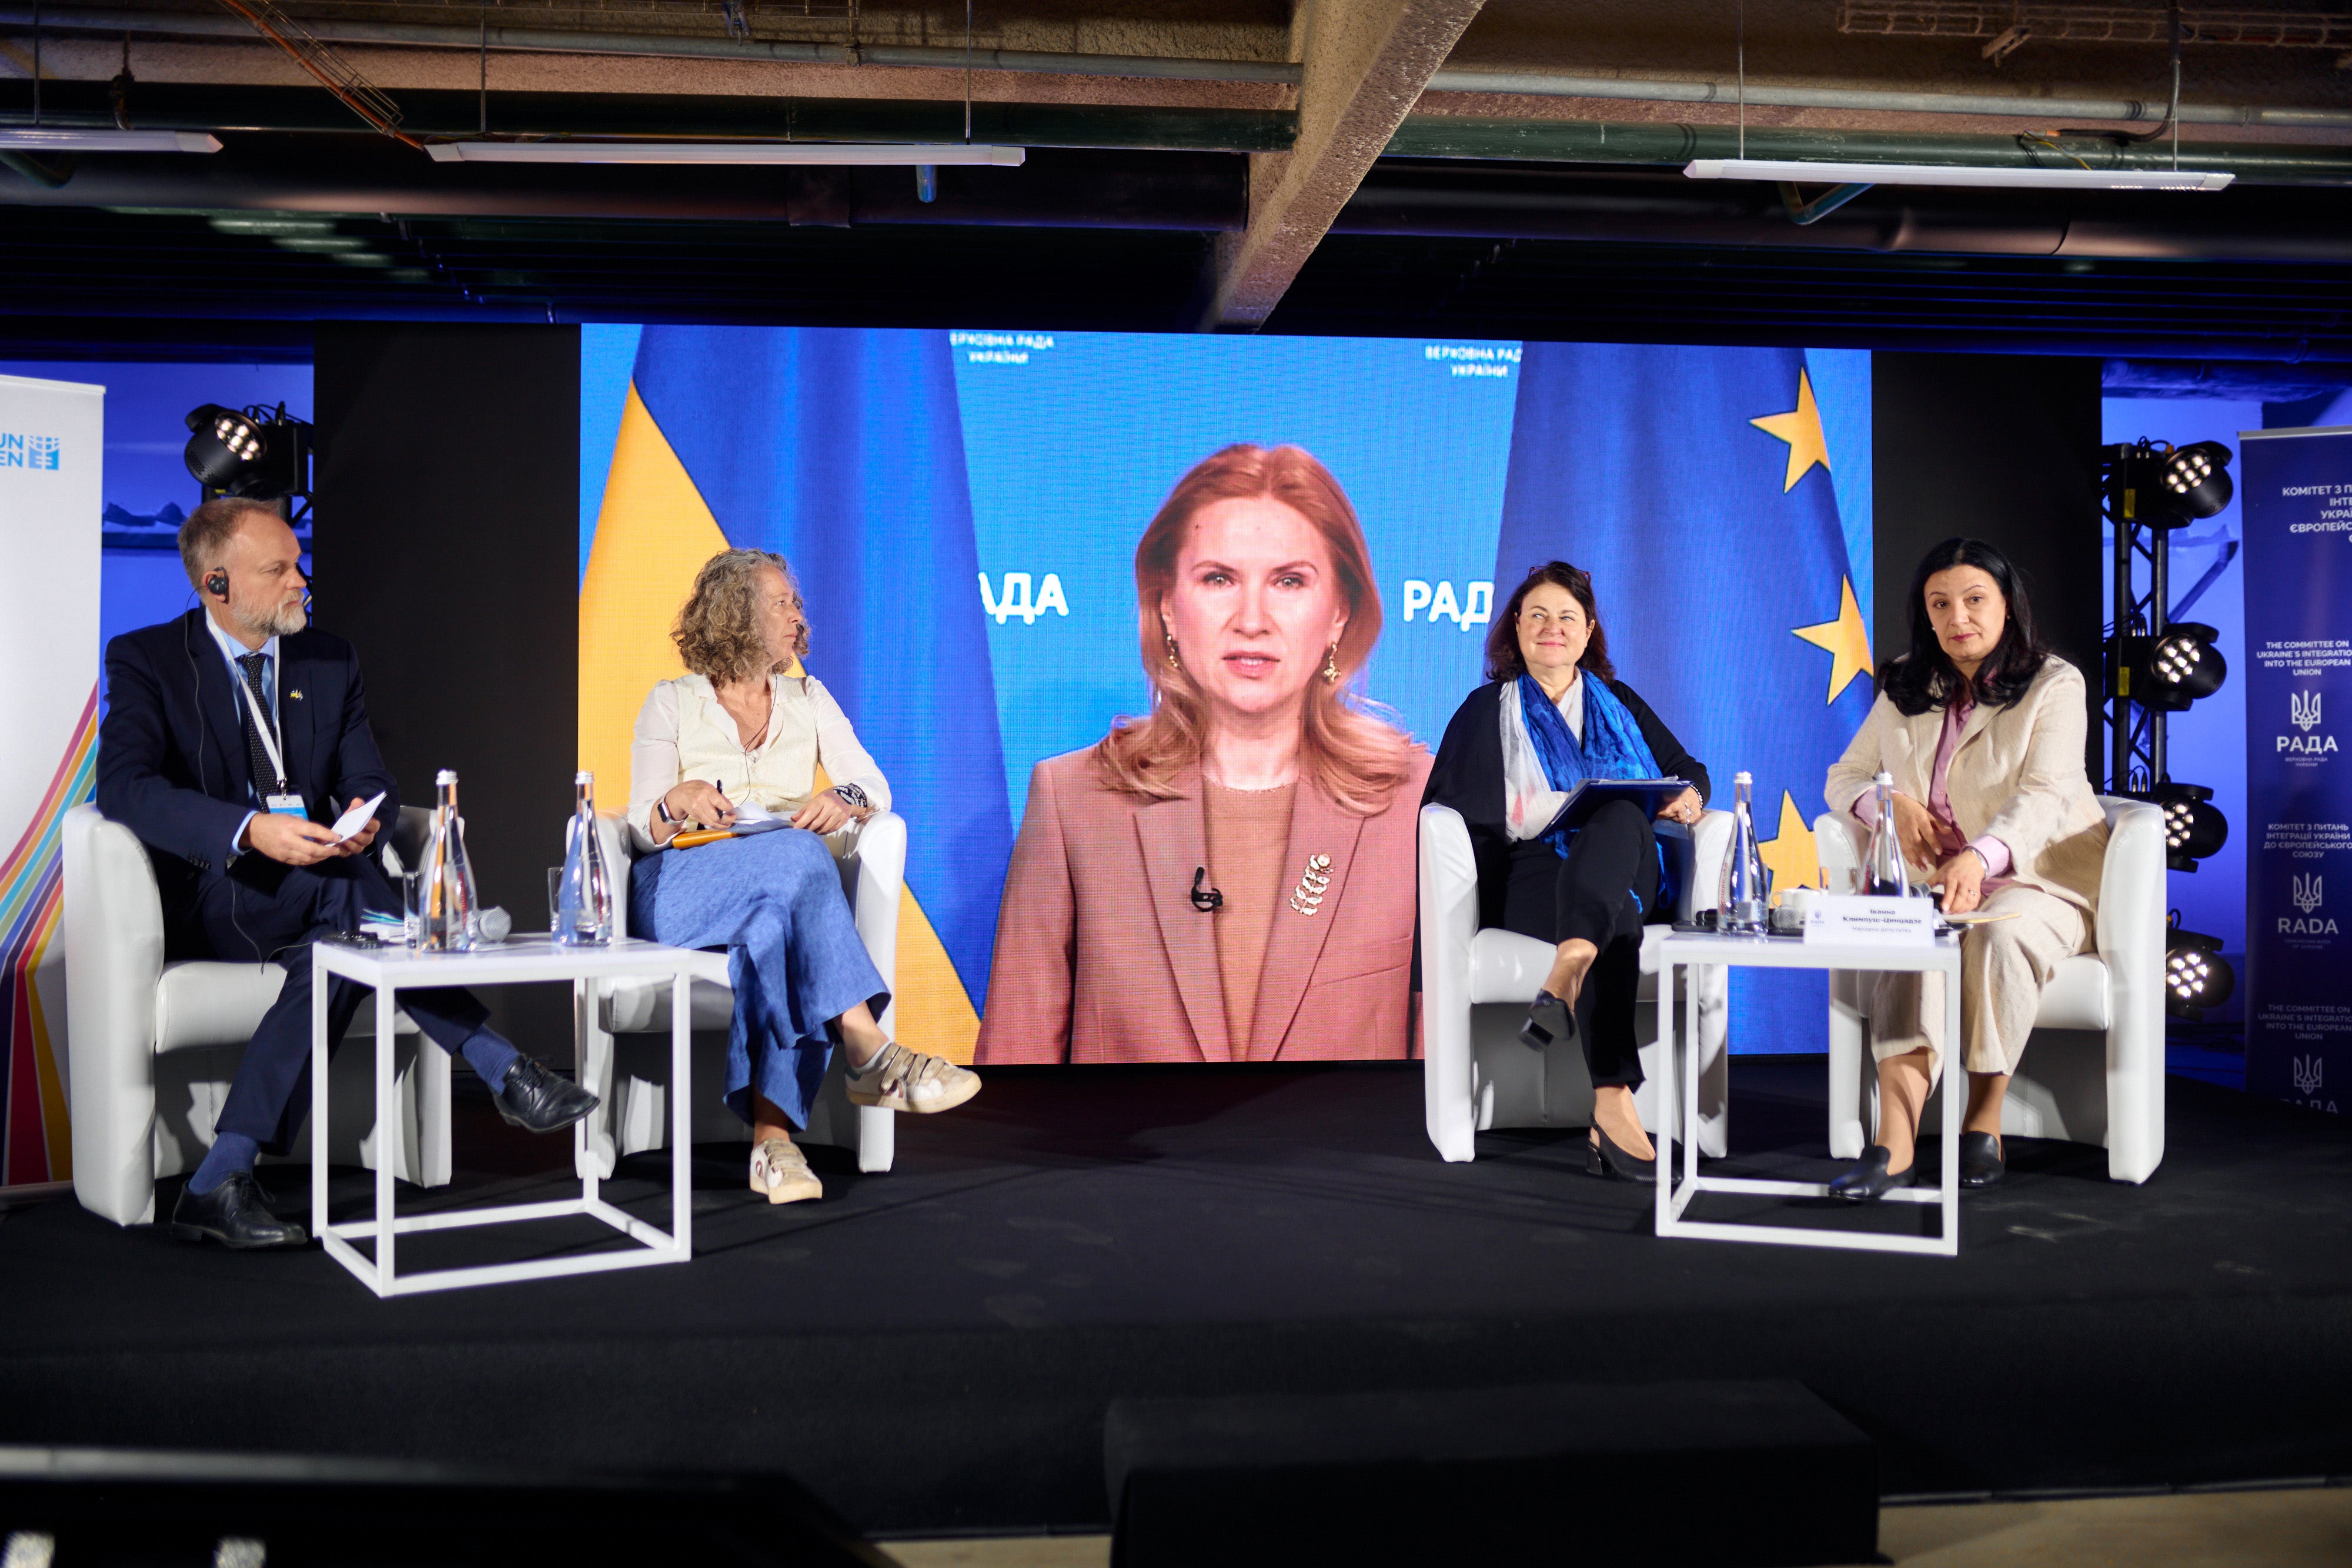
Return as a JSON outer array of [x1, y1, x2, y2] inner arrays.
[[196, 850, 490, 1155], [1498, 798, 1663, 1090]]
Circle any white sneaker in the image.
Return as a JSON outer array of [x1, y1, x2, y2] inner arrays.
[[844, 1042, 981, 1115], [750, 1136, 823, 1204]]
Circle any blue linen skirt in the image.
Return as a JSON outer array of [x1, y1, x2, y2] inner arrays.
[[629, 828, 890, 1128]]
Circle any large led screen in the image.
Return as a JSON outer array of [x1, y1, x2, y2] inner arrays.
[[581, 327, 1875, 1063]]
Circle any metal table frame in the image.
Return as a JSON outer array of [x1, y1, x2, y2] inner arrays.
[[310, 936, 702, 1296], [1654, 928, 1966, 1257]]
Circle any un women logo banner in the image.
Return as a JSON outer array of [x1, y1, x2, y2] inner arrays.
[[2241, 424, 2352, 1111]]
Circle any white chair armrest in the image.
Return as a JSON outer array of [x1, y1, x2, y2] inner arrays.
[[1418, 804, 1481, 1162], [2094, 796, 2167, 1182], [63, 804, 168, 1226], [1681, 809, 1733, 918]]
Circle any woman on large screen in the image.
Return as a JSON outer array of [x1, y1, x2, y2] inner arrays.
[[976, 444, 1430, 1064]]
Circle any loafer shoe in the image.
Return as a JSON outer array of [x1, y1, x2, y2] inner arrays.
[[1959, 1131, 2006, 1189], [844, 1043, 981, 1115], [492, 1055, 600, 1134], [171, 1172, 308, 1250], [1829, 1144, 1918, 1203]]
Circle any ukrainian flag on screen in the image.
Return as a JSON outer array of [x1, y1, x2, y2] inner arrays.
[[1496, 343, 1877, 1055], [579, 327, 1014, 1062]]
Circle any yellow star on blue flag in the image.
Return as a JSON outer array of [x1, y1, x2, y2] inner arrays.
[[1750, 367, 1832, 493], [1793, 575, 1873, 705]]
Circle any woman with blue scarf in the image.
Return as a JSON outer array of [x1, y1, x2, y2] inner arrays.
[[1424, 561, 1709, 1182]]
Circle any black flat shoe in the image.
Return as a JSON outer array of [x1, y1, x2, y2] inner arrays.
[[492, 1056, 600, 1134], [1828, 1144, 1917, 1203], [1959, 1131, 2005, 1189], [1586, 1123, 1657, 1185], [1520, 991, 1577, 1054], [171, 1172, 308, 1250]]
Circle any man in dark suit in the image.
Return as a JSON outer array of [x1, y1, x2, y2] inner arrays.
[[97, 496, 597, 1250]]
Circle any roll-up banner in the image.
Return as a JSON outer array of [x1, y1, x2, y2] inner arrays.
[[2241, 423, 2352, 1114], [0, 373, 103, 1192]]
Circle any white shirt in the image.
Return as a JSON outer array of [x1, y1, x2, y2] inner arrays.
[[205, 613, 282, 854], [627, 670, 890, 854], [1501, 670, 1584, 842]]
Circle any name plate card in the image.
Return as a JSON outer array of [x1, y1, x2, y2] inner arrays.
[[1804, 894, 1937, 949]]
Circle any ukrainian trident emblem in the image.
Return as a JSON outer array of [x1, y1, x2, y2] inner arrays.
[[2292, 690, 2323, 733], [2294, 1055, 2324, 1097], [2294, 874, 2324, 915]]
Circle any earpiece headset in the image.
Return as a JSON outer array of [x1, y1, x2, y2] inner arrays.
[[205, 569, 228, 601]]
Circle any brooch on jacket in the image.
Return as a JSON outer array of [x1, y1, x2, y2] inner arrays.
[[1287, 854, 1332, 916]]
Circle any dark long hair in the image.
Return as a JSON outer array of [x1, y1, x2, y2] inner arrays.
[[1880, 536, 2049, 716], [1484, 560, 1617, 683]]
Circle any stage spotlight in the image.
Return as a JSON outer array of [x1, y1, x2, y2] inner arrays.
[[183, 402, 312, 509], [2119, 620, 2227, 711], [2149, 780, 2229, 871], [2164, 920, 2234, 1021], [2160, 440, 2233, 520]]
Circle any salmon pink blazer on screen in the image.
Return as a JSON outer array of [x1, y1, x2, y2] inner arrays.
[[975, 747, 1434, 1064]]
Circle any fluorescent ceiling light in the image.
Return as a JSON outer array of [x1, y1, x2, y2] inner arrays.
[[427, 141, 1025, 166], [0, 128, 222, 153], [1683, 158, 2232, 192]]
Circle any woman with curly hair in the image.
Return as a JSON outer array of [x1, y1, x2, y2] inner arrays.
[[976, 443, 1430, 1064], [627, 547, 979, 1204]]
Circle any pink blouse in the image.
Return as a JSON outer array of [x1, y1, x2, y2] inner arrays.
[[1850, 697, 2013, 881]]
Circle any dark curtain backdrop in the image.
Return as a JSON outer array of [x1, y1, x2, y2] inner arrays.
[[1874, 353, 2104, 781], [313, 323, 580, 1056]]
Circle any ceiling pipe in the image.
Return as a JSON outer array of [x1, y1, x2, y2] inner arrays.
[[5, 6, 2350, 131], [0, 5, 1302, 83], [1423, 69, 2352, 130]]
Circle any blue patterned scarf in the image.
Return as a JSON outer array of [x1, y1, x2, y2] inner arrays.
[[1518, 672, 1661, 860]]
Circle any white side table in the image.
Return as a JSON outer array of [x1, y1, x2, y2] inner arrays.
[[310, 935, 710, 1296], [1653, 928, 1965, 1257]]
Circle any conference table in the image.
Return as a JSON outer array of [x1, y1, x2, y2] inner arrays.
[[309, 934, 714, 1296], [1652, 926, 1967, 1258]]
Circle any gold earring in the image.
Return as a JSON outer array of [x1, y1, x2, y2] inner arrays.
[[1165, 632, 1181, 672], [1322, 643, 1340, 684]]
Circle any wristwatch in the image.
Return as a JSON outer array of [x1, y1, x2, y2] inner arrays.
[[656, 795, 679, 825]]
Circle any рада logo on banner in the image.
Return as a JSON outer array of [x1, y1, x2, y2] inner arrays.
[[2282, 872, 2337, 942], [2281, 689, 2336, 760]]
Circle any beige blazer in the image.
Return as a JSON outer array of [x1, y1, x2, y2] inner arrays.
[[975, 747, 1433, 1064], [1825, 656, 2108, 914]]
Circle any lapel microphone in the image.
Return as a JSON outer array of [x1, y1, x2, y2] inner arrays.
[[1190, 867, 1224, 912]]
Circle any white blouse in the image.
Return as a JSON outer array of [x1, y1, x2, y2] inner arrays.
[[626, 670, 890, 854], [1499, 671, 1585, 843]]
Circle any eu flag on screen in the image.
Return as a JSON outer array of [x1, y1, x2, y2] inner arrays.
[[633, 327, 1014, 1011], [1496, 343, 1877, 1054]]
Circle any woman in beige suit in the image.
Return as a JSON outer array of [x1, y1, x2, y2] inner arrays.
[[1824, 537, 2109, 1199], [976, 443, 1430, 1064]]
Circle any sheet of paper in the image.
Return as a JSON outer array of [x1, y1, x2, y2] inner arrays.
[[729, 796, 777, 826], [1804, 894, 1937, 948], [329, 791, 388, 843]]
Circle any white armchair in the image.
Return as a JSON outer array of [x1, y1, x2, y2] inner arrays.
[[1815, 797, 2167, 1183], [62, 802, 448, 1227], [576, 812, 906, 1179], [1420, 804, 1734, 1162]]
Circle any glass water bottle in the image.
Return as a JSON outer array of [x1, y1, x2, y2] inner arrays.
[[554, 770, 614, 947], [1718, 770, 1772, 933], [419, 768, 480, 951], [1863, 770, 1912, 898]]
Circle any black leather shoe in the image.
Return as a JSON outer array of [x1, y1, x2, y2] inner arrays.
[[1520, 991, 1577, 1054], [1959, 1131, 2006, 1189], [1829, 1144, 1917, 1203], [492, 1056, 600, 1134], [1586, 1122, 1658, 1185], [171, 1172, 308, 1250]]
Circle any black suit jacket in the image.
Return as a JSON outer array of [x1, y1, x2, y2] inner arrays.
[[96, 610, 399, 928], [1422, 676, 1709, 933]]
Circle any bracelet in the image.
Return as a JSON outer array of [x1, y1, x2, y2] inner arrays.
[[831, 783, 870, 811]]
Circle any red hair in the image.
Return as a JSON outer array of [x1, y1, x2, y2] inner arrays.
[[1093, 443, 1415, 815]]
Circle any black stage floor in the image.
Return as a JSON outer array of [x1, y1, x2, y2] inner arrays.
[[5, 1059, 2351, 1537]]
